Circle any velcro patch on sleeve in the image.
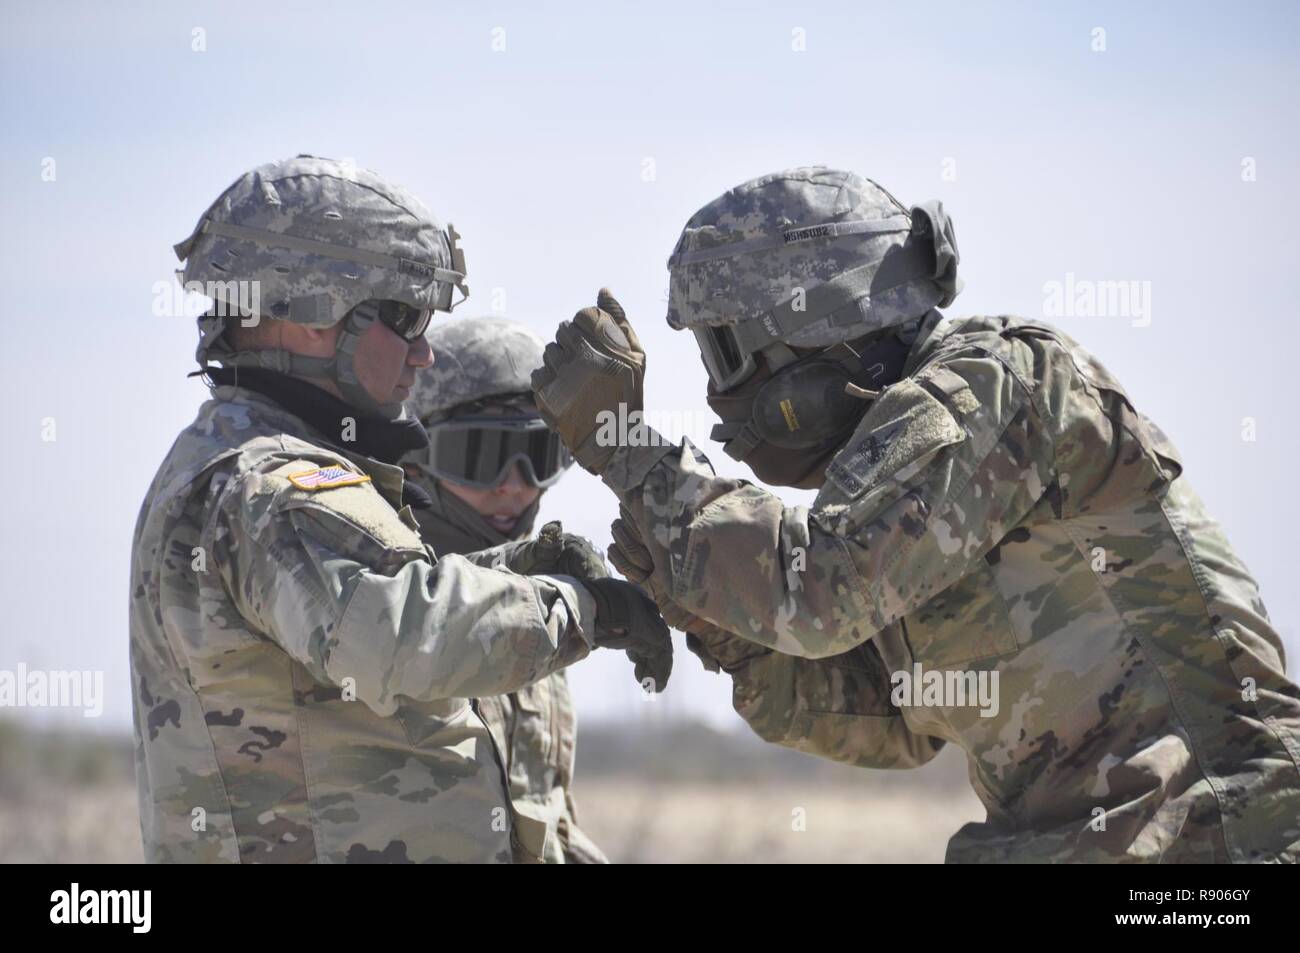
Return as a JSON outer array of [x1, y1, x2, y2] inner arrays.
[[824, 378, 966, 500], [272, 460, 424, 555], [287, 465, 373, 491]]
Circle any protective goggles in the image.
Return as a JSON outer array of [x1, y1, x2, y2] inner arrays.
[[693, 323, 758, 393], [423, 415, 572, 489], [351, 299, 435, 342]]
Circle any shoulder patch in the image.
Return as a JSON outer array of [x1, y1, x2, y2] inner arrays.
[[823, 378, 966, 501], [271, 460, 424, 556], [287, 465, 373, 491]]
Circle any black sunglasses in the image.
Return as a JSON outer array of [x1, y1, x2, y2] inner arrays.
[[351, 299, 435, 342]]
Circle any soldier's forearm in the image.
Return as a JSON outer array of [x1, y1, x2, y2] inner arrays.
[[379, 558, 598, 701], [730, 648, 947, 770], [243, 537, 596, 711], [457, 538, 549, 574], [602, 437, 873, 657], [457, 539, 530, 570], [599, 434, 677, 501]]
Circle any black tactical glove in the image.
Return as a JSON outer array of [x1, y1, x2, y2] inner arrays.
[[582, 576, 673, 692], [504, 521, 610, 582]]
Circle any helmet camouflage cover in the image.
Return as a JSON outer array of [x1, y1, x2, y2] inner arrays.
[[407, 317, 545, 424], [666, 167, 960, 387], [174, 154, 468, 367]]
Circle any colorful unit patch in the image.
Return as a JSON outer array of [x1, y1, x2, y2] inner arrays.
[[287, 465, 373, 491]]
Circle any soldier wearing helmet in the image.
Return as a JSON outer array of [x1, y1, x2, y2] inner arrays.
[[399, 316, 608, 863], [129, 156, 672, 863], [533, 166, 1300, 862]]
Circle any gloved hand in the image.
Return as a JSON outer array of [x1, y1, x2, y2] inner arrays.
[[504, 521, 609, 581], [608, 507, 770, 674], [606, 506, 656, 585], [531, 289, 646, 475], [581, 576, 673, 693]]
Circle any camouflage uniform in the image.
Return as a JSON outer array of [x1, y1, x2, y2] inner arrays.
[[543, 169, 1300, 862], [633, 310, 1300, 862], [129, 385, 602, 862], [402, 317, 607, 864], [130, 157, 603, 863]]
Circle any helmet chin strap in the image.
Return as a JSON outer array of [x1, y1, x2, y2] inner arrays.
[[330, 308, 399, 418], [211, 309, 403, 420]]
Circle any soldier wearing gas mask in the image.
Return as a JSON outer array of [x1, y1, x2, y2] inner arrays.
[[533, 167, 1300, 863]]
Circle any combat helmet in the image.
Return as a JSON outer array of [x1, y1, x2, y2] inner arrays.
[[667, 166, 960, 394], [668, 167, 961, 468], [173, 154, 468, 413], [407, 317, 545, 425]]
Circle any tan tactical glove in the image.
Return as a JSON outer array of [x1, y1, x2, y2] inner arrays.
[[531, 289, 646, 475], [608, 507, 771, 674]]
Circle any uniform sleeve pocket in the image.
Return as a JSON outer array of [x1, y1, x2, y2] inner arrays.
[[818, 378, 966, 533]]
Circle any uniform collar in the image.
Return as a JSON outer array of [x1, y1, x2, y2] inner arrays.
[[206, 374, 429, 512], [207, 367, 428, 464]]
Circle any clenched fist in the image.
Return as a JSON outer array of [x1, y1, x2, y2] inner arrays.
[[531, 289, 646, 475]]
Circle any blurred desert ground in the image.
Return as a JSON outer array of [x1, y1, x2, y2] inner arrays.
[[0, 716, 982, 863]]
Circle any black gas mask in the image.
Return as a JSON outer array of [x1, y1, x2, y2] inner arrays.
[[706, 331, 914, 488]]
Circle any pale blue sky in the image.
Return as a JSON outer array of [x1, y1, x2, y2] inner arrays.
[[2, 0, 1297, 731]]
